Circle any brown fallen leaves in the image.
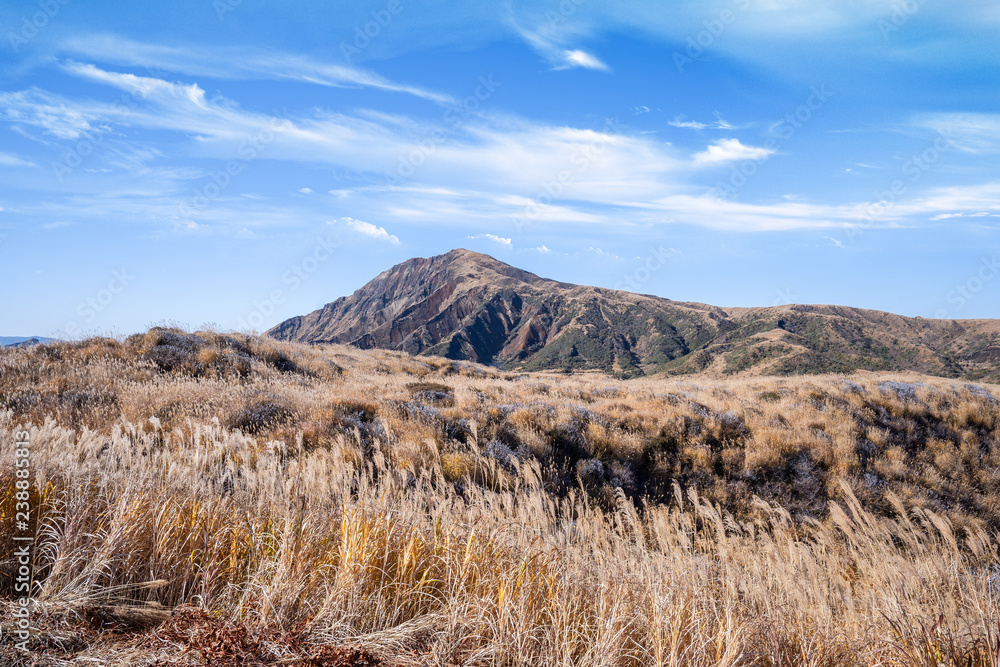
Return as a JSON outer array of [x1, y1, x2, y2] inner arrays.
[[149, 608, 388, 666]]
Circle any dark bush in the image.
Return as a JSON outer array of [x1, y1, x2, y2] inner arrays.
[[406, 382, 455, 406], [226, 396, 297, 435]]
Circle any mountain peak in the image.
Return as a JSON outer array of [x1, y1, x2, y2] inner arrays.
[[441, 247, 489, 260], [424, 248, 508, 273], [383, 248, 548, 288]]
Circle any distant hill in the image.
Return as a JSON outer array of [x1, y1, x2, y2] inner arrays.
[[1, 336, 55, 348], [268, 249, 1000, 380]]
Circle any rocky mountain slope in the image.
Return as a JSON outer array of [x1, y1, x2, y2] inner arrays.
[[268, 249, 1000, 380]]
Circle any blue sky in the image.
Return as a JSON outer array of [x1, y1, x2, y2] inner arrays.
[[1, 0, 999, 337]]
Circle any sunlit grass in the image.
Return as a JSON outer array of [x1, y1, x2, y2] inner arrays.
[[0, 330, 998, 664]]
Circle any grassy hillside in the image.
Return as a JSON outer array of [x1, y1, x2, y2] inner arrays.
[[1, 329, 998, 665], [658, 308, 1000, 382]]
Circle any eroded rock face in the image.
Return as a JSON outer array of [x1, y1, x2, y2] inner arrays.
[[268, 248, 1000, 380]]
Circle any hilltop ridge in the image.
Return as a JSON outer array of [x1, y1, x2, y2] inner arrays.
[[268, 249, 1000, 380]]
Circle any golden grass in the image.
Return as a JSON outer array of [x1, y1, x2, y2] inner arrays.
[[0, 329, 997, 665]]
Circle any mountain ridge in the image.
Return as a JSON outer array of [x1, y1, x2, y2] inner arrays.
[[1, 336, 56, 348], [267, 248, 1000, 380]]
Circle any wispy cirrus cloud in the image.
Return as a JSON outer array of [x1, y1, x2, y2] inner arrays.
[[899, 181, 1000, 218], [42, 64, 672, 191], [931, 211, 1000, 221], [914, 113, 1000, 154], [0, 88, 111, 140], [6, 61, 1000, 237], [56, 35, 456, 105], [0, 151, 37, 167]]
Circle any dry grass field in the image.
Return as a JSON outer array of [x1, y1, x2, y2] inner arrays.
[[0, 328, 998, 665]]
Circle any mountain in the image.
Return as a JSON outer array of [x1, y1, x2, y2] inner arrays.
[[1, 336, 55, 348], [268, 249, 1000, 380]]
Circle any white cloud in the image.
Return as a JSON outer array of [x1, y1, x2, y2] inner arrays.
[[626, 180, 1000, 232], [915, 113, 1000, 154], [58, 35, 455, 105], [513, 24, 609, 72], [581, 246, 624, 261], [15, 58, 1000, 237], [340, 217, 400, 244], [64, 61, 180, 99], [897, 182, 1000, 218], [931, 211, 999, 220], [670, 120, 708, 129], [561, 49, 610, 71], [298, 187, 313, 194], [0, 89, 109, 140], [0, 152, 37, 168], [693, 138, 776, 165], [536, 244, 552, 253], [669, 115, 737, 130], [468, 233, 512, 248], [49, 64, 678, 201], [639, 193, 855, 231], [1, 64, 694, 222]]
